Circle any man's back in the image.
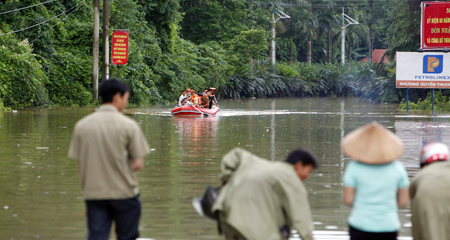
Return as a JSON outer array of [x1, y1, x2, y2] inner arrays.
[[223, 161, 297, 239], [410, 161, 450, 240], [69, 105, 150, 200], [213, 148, 314, 240], [201, 94, 209, 108], [68, 78, 150, 240]]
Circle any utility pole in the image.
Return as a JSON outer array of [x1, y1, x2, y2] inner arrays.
[[340, 7, 358, 64], [102, 0, 110, 81], [270, 10, 276, 65], [269, 6, 290, 65], [92, 0, 100, 100]]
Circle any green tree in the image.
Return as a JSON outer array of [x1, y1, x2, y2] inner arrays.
[[225, 29, 269, 65], [314, 2, 338, 63], [0, 34, 48, 107], [294, 8, 317, 64], [137, 0, 182, 53], [181, 0, 269, 44], [109, 0, 163, 105]]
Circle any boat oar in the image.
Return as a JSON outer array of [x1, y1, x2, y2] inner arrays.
[[192, 105, 205, 117]]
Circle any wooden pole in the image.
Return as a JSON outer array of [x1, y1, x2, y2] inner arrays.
[[102, 0, 110, 81], [92, 0, 100, 100]]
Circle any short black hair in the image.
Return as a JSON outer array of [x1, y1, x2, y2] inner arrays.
[[99, 78, 130, 104], [285, 149, 318, 168]]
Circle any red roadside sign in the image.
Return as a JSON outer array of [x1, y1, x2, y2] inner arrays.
[[421, 2, 450, 50], [111, 30, 129, 65]]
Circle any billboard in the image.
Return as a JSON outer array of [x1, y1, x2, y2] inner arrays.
[[396, 52, 450, 88], [421, 1, 450, 50], [111, 30, 129, 65]]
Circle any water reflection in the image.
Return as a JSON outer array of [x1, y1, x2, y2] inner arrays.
[[1, 99, 448, 239], [173, 116, 219, 159]]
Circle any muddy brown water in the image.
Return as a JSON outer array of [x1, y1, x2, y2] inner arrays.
[[0, 98, 444, 239]]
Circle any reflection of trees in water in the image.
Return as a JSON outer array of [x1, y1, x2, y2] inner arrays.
[[173, 116, 219, 165], [172, 116, 221, 202]]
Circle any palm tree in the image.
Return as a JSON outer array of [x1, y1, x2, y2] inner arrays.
[[282, 7, 300, 62], [293, 9, 318, 64], [312, 0, 338, 63], [276, 1, 309, 62], [315, 7, 339, 63], [364, 0, 390, 63]]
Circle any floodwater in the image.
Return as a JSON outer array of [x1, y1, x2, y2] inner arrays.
[[0, 98, 445, 239]]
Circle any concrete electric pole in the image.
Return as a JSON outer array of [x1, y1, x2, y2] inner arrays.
[[340, 7, 358, 64], [92, 0, 100, 100], [269, 6, 290, 65], [102, 0, 110, 81]]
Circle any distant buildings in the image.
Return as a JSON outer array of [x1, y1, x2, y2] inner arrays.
[[359, 49, 394, 64]]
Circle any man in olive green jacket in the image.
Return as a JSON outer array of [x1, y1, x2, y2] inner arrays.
[[212, 147, 317, 240], [410, 143, 450, 240]]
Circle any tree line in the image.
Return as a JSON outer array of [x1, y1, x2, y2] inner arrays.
[[0, 0, 443, 109]]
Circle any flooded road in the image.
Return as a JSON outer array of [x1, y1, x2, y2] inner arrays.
[[0, 98, 444, 239]]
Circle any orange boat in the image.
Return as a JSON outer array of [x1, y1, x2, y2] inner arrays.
[[171, 105, 220, 117]]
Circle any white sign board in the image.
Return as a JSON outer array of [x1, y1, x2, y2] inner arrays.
[[396, 52, 450, 88]]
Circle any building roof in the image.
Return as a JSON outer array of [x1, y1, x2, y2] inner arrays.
[[359, 49, 391, 64]]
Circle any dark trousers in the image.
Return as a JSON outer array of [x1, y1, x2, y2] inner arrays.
[[86, 196, 141, 240], [349, 225, 397, 240]]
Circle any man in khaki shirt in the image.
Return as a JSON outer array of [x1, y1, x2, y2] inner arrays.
[[68, 78, 150, 240], [212, 148, 317, 240]]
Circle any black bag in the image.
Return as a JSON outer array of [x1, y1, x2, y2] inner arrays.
[[200, 186, 218, 220], [192, 186, 219, 220]]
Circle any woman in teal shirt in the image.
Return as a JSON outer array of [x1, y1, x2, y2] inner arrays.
[[341, 122, 410, 240]]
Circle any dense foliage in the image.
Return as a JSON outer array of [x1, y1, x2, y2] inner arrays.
[[0, 0, 441, 108], [219, 60, 403, 103]]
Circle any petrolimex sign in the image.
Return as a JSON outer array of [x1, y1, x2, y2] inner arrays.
[[396, 52, 450, 88]]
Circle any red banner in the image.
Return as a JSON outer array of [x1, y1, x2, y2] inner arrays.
[[111, 30, 129, 65], [421, 2, 450, 50]]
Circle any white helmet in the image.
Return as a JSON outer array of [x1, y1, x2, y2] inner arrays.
[[420, 142, 449, 168]]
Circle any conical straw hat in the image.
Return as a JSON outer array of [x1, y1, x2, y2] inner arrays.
[[341, 121, 404, 164]]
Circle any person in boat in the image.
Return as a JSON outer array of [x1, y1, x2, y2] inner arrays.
[[183, 88, 194, 106], [201, 90, 210, 108], [191, 90, 201, 107], [180, 97, 189, 106], [410, 142, 450, 240], [342, 122, 409, 240], [178, 90, 187, 107], [212, 147, 317, 240], [181, 88, 191, 105], [208, 87, 218, 109]]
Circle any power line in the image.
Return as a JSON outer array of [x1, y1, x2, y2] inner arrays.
[[0, 0, 58, 16], [0, 0, 86, 37], [30, 0, 87, 44], [230, 0, 396, 7]]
